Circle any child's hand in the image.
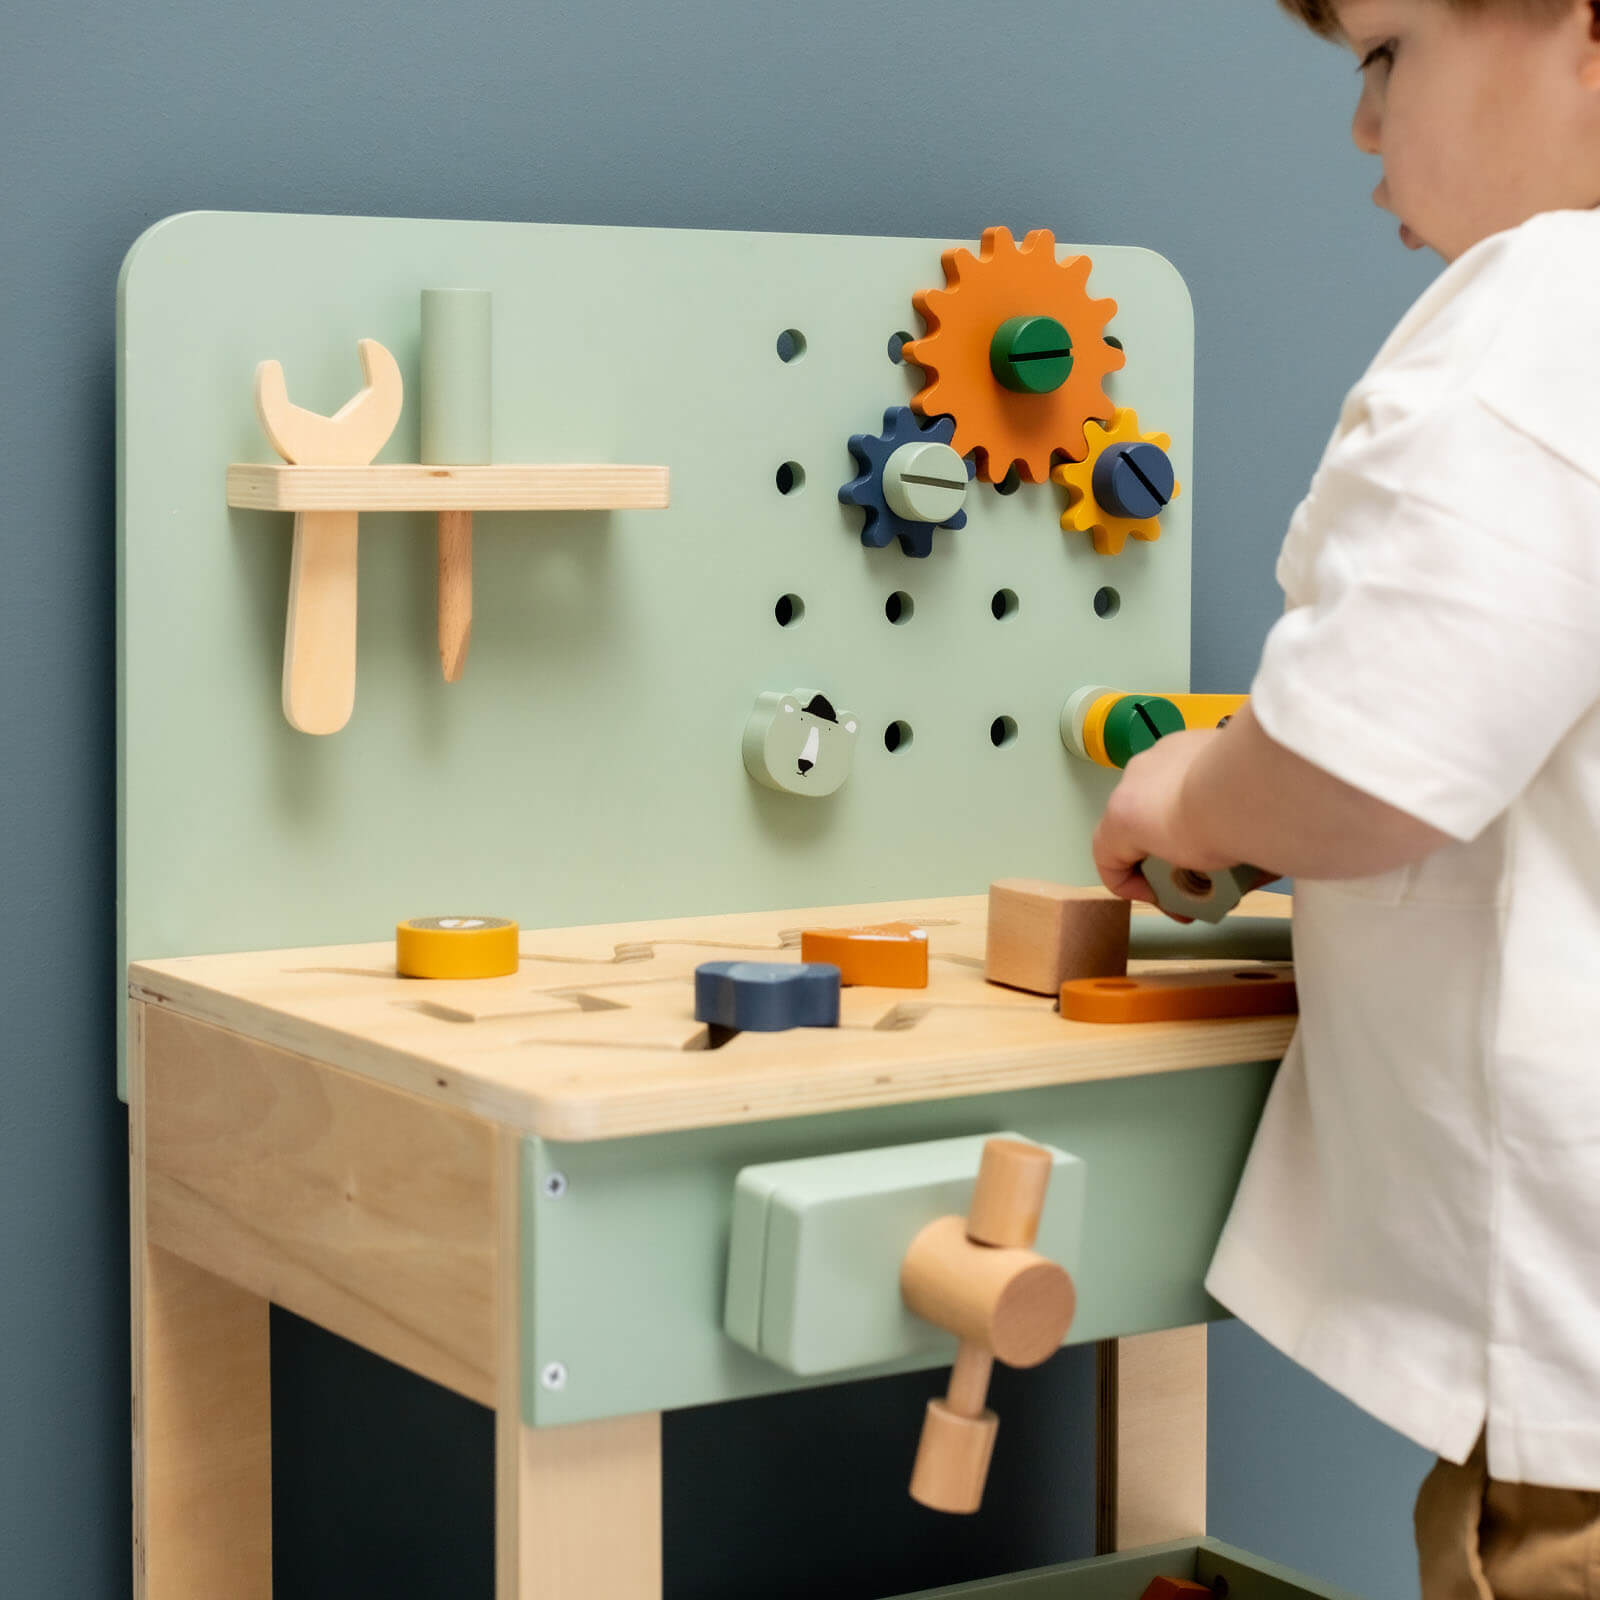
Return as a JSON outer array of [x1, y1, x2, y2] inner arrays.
[[1091, 728, 1235, 907]]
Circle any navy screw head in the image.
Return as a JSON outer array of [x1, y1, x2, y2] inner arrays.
[[1092, 441, 1175, 520]]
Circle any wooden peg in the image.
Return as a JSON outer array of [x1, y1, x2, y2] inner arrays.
[[420, 289, 492, 683], [436, 508, 473, 682], [901, 1138, 1076, 1514], [967, 1136, 1053, 1249]]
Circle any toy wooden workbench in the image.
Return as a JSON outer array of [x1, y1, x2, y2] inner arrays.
[[118, 212, 1353, 1599]]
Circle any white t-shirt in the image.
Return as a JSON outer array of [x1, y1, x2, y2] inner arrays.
[[1203, 206, 1600, 1490]]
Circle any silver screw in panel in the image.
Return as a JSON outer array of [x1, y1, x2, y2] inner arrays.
[[540, 1362, 568, 1391], [542, 1171, 568, 1199]]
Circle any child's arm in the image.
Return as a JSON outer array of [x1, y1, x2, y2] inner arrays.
[[1092, 701, 1453, 904], [1186, 701, 1455, 874]]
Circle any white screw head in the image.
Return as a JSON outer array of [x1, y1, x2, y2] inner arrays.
[[542, 1171, 569, 1199], [883, 439, 970, 524], [540, 1361, 568, 1391]]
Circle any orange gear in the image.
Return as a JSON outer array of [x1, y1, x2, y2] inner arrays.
[[1052, 408, 1180, 555], [902, 227, 1124, 483]]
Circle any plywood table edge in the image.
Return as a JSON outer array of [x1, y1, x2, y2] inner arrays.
[[535, 1018, 1295, 1141], [126, 991, 1295, 1145], [128, 979, 565, 1138]]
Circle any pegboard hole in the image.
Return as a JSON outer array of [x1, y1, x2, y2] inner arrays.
[[884, 721, 914, 754], [776, 329, 808, 363], [888, 331, 913, 364], [776, 461, 806, 495], [994, 464, 1023, 496], [991, 588, 1019, 620], [1093, 585, 1121, 619], [885, 591, 914, 625], [774, 593, 805, 627], [990, 716, 1018, 748]]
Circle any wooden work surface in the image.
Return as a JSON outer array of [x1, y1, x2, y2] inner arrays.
[[129, 892, 1294, 1142]]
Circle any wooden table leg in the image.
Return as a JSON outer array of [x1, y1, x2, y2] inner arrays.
[[497, 1411, 663, 1598], [495, 1130, 663, 1598], [1095, 1325, 1208, 1553], [131, 1000, 273, 1599]]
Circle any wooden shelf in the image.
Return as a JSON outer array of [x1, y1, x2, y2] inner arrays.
[[225, 462, 671, 513]]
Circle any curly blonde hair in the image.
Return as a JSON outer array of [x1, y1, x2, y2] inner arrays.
[[1278, 0, 1576, 41]]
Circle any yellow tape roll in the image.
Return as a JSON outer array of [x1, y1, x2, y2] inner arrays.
[[396, 916, 520, 979]]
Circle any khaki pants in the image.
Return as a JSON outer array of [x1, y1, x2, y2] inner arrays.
[[1415, 1431, 1600, 1599]]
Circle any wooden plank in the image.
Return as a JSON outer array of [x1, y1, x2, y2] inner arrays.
[[225, 462, 671, 512], [1096, 1326, 1208, 1553], [129, 893, 1295, 1142], [495, 1124, 663, 1597], [131, 1000, 273, 1600], [141, 1003, 498, 1404]]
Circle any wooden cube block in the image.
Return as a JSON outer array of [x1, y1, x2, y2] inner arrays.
[[984, 880, 1130, 995]]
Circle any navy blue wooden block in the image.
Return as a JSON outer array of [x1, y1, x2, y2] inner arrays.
[[694, 961, 842, 1031]]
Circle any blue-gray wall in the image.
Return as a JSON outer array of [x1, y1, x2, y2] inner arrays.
[[2, 3, 1436, 1595]]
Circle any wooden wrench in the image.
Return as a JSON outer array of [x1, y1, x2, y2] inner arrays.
[[254, 339, 403, 734]]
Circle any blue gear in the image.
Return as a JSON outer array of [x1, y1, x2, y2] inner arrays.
[[838, 406, 974, 558]]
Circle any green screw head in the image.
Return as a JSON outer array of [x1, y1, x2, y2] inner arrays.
[[1102, 695, 1185, 769], [989, 315, 1074, 394]]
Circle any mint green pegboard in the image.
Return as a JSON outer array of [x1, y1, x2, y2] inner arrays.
[[117, 211, 1193, 1090]]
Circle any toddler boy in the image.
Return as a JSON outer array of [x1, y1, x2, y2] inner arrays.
[[1092, 3, 1600, 1594]]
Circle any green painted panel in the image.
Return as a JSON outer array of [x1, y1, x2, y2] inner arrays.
[[890, 1541, 1200, 1600], [1196, 1545, 1367, 1600], [520, 1062, 1274, 1426], [884, 1540, 1362, 1600], [117, 211, 1194, 1092], [725, 1131, 1086, 1375]]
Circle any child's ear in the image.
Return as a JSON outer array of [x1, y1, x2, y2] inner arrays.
[[1581, 0, 1600, 89]]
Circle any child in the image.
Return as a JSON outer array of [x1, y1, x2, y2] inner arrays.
[[1091, 2, 1600, 1593]]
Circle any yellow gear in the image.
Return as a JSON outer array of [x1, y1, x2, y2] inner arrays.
[[1052, 408, 1180, 555], [902, 226, 1123, 484]]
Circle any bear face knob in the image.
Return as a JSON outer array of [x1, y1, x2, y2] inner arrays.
[[742, 689, 860, 797]]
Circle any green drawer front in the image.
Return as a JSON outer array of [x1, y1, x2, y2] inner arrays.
[[520, 1060, 1276, 1427], [887, 1539, 1363, 1600]]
